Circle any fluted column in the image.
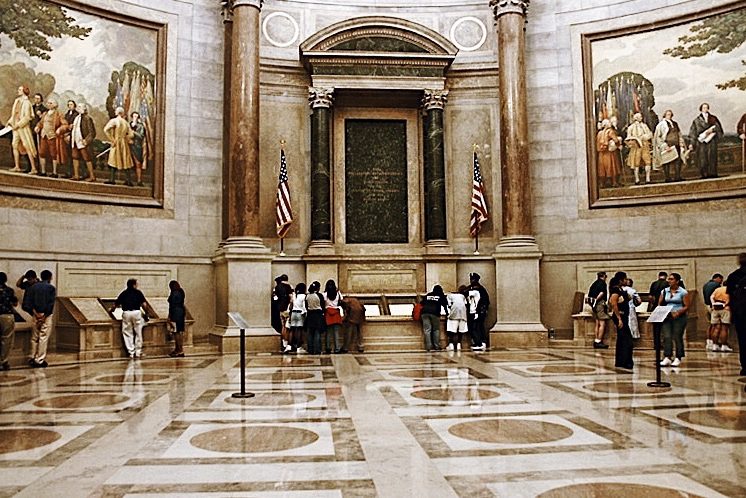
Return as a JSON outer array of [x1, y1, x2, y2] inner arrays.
[[309, 87, 334, 244], [491, 0, 533, 245], [226, 0, 263, 243], [422, 90, 448, 242]]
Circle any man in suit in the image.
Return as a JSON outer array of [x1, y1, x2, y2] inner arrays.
[[70, 103, 98, 182], [6, 85, 39, 174], [688, 103, 724, 179]]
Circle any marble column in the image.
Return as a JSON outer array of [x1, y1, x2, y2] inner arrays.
[[489, 0, 547, 345], [422, 90, 448, 243], [212, 0, 275, 352], [220, 1, 233, 240], [308, 87, 334, 249]]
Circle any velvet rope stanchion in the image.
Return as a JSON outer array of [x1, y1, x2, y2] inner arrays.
[[647, 306, 672, 388]]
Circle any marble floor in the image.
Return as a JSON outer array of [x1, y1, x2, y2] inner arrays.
[[1, 347, 745, 497]]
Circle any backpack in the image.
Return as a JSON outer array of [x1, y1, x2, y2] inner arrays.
[[412, 303, 423, 321]]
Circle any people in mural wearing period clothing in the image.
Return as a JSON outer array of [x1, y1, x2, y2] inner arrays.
[[659, 273, 691, 368], [31, 93, 47, 166], [653, 110, 686, 182], [34, 99, 65, 178], [61, 100, 79, 178], [739, 113, 746, 140], [130, 112, 147, 187], [71, 103, 97, 182], [596, 118, 622, 188], [609, 272, 633, 370], [625, 113, 653, 185], [688, 103, 724, 179], [103, 106, 135, 186], [167, 280, 186, 357], [6, 85, 38, 174]]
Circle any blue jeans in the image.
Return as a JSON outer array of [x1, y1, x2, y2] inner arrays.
[[307, 328, 322, 354], [324, 324, 340, 352], [662, 314, 687, 359], [421, 313, 440, 350]]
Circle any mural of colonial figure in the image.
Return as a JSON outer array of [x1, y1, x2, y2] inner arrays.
[[596, 119, 623, 188], [688, 103, 724, 179]]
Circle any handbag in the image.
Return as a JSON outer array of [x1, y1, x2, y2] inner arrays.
[[412, 303, 423, 321], [325, 307, 343, 326]]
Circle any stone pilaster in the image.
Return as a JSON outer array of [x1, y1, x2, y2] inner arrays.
[[422, 90, 448, 243], [489, 0, 547, 345], [212, 0, 275, 352], [308, 87, 334, 251]]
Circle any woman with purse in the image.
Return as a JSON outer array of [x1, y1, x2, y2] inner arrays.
[[659, 273, 691, 367], [324, 280, 344, 354], [167, 280, 186, 357]]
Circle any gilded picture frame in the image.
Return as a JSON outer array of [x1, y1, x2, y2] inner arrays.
[[582, 1, 746, 208]]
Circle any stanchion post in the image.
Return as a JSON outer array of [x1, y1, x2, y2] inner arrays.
[[648, 323, 670, 388], [229, 312, 255, 399]]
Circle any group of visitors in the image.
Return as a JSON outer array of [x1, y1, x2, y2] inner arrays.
[[0, 270, 187, 369], [587, 253, 746, 376], [418, 273, 490, 352], [271, 275, 365, 355]]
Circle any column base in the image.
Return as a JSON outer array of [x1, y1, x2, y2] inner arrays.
[[306, 240, 336, 256], [424, 239, 453, 255], [491, 239, 547, 348]]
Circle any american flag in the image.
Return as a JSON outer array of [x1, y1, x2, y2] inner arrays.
[[276, 149, 293, 238], [470, 151, 489, 237]]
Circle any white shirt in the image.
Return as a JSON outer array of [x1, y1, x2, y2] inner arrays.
[[72, 114, 85, 149]]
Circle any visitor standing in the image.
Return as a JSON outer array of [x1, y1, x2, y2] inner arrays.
[[726, 253, 746, 376], [703, 273, 724, 351], [0, 272, 18, 371], [167, 280, 186, 357], [468, 273, 490, 351], [588, 272, 610, 349], [342, 296, 365, 353], [324, 280, 344, 353], [26, 270, 56, 368], [420, 285, 447, 352], [659, 273, 690, 367], [610, 273, 632, 370], [304, 281, 325, 355], [289, 282, 307, 353], [112, 278, 152, 359], [446, 285, 469, 352]]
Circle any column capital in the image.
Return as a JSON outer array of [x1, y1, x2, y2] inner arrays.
[[308, 87, 334, 109], [226, 0, 263, 12], [422, 90, 449, 111], [489, 0, 529, 20], [220, 1, 233, 23]]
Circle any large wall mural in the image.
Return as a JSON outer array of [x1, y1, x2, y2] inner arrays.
[[0, 0, 165, 206], [583, 3, 746, 207]]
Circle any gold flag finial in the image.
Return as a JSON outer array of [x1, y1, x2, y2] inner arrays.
[[280, 139, 286, 149], [472, 143, 479, 152]]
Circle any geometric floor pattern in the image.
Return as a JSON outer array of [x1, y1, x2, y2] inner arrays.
[[1, 347, 745, 497]]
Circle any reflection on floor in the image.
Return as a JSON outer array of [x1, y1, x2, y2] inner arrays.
[[1, 348, 745, 497]]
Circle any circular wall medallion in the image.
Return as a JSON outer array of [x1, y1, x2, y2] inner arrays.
[[677, 407, 746, 430], [190, 425, 318, 453], [33, 393, 130, 409], [0, 428, 62, 454], [449, 418, 573, 444], [388, 368, 450, 379], [537, 483, 705, 498], [224, 391, 317, 406], [583, 381, 671, 394], [94, 373, 171, 383], [245, 371, 315, 382], [449, 17, 487, 52], [526, 365, 597, 374], [262, 12, 300, 48], [411, 387, 500, 402]]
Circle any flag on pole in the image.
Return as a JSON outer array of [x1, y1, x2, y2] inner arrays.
[[470, 151, 489, 237], [276, 148, 293, 238]]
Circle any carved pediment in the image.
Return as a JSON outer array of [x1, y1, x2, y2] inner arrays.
[[300, 17, 458, 85]]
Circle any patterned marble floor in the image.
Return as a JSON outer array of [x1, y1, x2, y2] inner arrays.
[[1, 347, 745, 497]]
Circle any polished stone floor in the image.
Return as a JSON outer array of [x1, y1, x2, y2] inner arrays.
[[1, 347, 745, 497]]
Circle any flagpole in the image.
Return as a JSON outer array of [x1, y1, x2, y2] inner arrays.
[[473, 143, 480, 255], [279, 139, 287, 257]]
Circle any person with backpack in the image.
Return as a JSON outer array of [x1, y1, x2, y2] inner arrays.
[[726, 253, 746, 376]]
